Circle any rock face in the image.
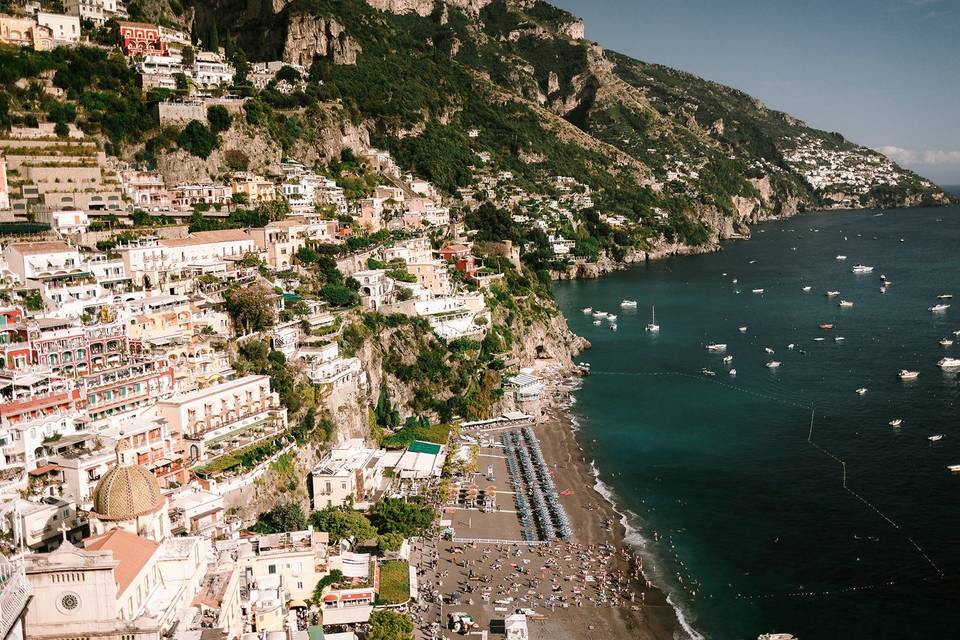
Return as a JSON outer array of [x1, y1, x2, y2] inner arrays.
[[283, 15, 362, 67], [560, 18, 584, 40], [153, 121, 283, 186], [365, 0, 490, 15]]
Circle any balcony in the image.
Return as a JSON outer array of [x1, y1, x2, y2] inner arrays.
[[0, 556, 31, 639]]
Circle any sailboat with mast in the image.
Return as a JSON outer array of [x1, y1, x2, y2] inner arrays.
[[646, 306, 660, 332]]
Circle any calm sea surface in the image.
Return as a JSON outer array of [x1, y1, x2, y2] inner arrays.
[[553, 204, 960, 639]]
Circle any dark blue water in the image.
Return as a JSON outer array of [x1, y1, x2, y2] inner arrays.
[[553, 205, 960, 639]]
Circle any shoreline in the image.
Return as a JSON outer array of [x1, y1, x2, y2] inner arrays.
[[534, 374, 693, 640]]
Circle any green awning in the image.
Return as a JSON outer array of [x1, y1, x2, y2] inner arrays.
[[408, 440, 441, 454]]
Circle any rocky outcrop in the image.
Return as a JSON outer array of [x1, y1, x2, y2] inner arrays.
[[365, 0, 491, 16], [287, 107, 371, 167], [283, 15, 362, 67], [561, 18, 584, 40], [152, 121, 283, 185]]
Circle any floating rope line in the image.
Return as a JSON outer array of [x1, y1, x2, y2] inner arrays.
[[584, 368, 947, 594]]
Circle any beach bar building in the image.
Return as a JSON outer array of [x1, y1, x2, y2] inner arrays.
[[504, 371, 543, 402]]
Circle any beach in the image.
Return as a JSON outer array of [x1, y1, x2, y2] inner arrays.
[[412, 368, 682, 640]]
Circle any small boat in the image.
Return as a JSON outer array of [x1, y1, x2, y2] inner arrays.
[[930, 304, 951, 313], [939, 338, 954, 347], [856, 388, 867, 395], [764, 347, 775, 354], [749, 260, 757, 264], [825, 291, 840, 298], [819, 323, 834, 330], [593, 311, 607, 318], [899, 370, 919, 380], [802, 286, 812, 292], [593, 320, 601, 325], [929, 435, 944, 442], [645, 306, 660, 332], [723, 355, 734, 364], [938, 294, 953, 300], [732, 278, 738, 284], [787, 343, 795, 350], [752, 288, 764, 294], [836, 255, 847, 261], [880, 287, 888, 294], [738, 326, 748, 333], [948, 465, 960, 473], [606, 314, 618, 322], [620, 300, 638, 308], [954, 330, 960, 337], [610, 324, 618, 331], [852, 264, 874, 273], [701, 368, 717, 377], [938, 357, 960, 369], [889, 419, 903, 427], [728, 368, 737, 376], [835, 336, 845, 342], [582, 307, 593, 314], [839, 300, 854, 308], [814, 337, 825, 342], [706, 343, 727, 351], [766, 361, 781, 369]]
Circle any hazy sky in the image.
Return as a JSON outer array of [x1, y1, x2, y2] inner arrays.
[[550, 0, 960, 185]]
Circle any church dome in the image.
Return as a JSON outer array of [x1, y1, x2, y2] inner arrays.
[[90, 443, 164, 521]]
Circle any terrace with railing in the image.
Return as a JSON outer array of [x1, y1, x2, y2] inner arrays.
[[0, 554, 31, 639]]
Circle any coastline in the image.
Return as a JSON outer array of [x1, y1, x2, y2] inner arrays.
[[534, 373, 693, 640]]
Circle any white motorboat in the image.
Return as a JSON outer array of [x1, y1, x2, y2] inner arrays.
[[593, 311, 607, 318], [899, 370, 919, 380], [723, 355, 734, 364], [728, 368, 737, 376], [938, 357, 960, 369], [880, 286, 888, 294], [802, 286, 812, 292], [645, 306, 660, 332], [852, 264, 874, 273], [764, 347, 775, 354], [814, 337, 825, 342], [606, 314, 618, 322], [826, 290, 840, 297], [752, 288, 764, 294], [939, 338, 954, 347], [856, 388, 867, 395], [609, 324, 618, 331], [620, 300, 638, 308], [929, 435, 944, 442], [930, 304, 951, 313], [738, 326, 748, 332], [836, 255, 847, 260], [732, 278, 738, 284], [592, 320, 601, 326], [582, 307, 593, 314], [787, 343, 795, 350], [948, 465, 960, 473], [937, 294, 953, 300], [766, 361, 781, 369], [839, 300, 854, 308], [954, 330, 960, 337], [706, 343, 727, 351], [889, 419, 903, 427], [835, 336, 845, 342], [701, 368, 717, 377]]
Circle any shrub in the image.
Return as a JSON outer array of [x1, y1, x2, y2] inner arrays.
[[177, 120, 218, 158], [206, 104, 232, 133]]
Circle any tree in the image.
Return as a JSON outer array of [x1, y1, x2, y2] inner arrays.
[[177, 120, 218, 159], [225, 284, 276, 335], [319, 284, 359, 308], [309, 507, 376, 543], [368, 498, 434, 536], [312, 569, 343, 602], [206, 104, 231, 134], [367, 610, 414, 640], [54, 121, 69, 137], [181, 45, 195, 68], [174, 72, 189, 92], [250, 502, 307, 534], [376, 532, 405, 555], [296, 246, 319, 264], [465, 202, 517, 242]]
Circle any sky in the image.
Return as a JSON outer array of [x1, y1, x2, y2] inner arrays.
[[549, 0, 960, 186]]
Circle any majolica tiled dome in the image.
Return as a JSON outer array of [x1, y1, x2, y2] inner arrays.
[[91, 442, 164, 521]]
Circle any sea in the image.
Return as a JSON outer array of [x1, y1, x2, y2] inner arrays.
[[553, 196, 960, 640]]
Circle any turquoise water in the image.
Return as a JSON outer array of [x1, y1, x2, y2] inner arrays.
[[553, 205, 960, 639]]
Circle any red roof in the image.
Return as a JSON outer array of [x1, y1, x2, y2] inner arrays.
[[29, 464, 63, 476], [84, 529, 160, 596]]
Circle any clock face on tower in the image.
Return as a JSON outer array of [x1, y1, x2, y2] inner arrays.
[[58, 592, 80, 613]]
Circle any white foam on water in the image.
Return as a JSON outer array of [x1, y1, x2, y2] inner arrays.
[[589, 460, 706, 640]]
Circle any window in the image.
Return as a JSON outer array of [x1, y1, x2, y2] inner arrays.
[[268, 564, 276, 574]]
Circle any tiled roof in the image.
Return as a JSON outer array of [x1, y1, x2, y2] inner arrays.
[[85, 529, 160, 596]]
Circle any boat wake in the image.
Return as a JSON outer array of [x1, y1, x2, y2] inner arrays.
[[588, 460, 706, 640]]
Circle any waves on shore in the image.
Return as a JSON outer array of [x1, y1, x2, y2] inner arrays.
[[588, 459, 706, 640]]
